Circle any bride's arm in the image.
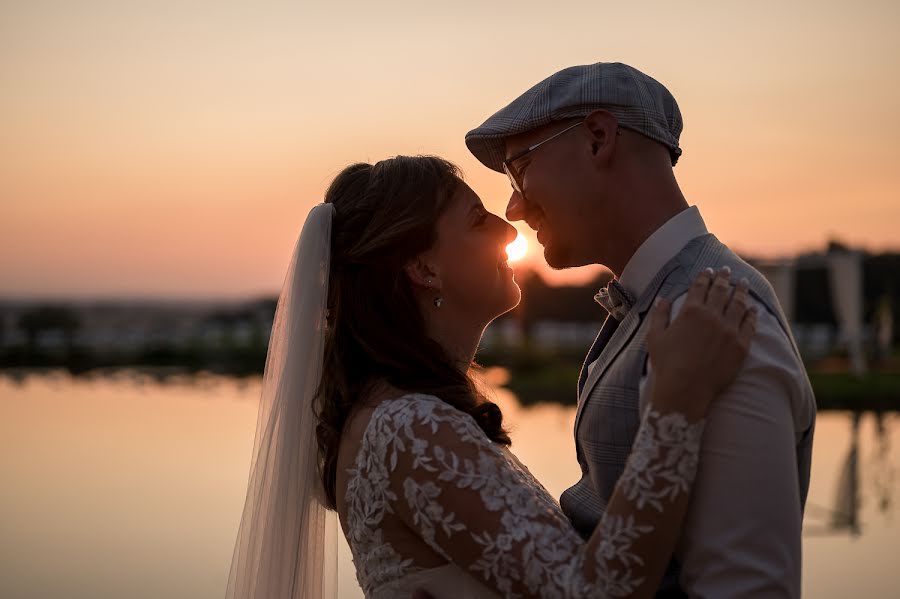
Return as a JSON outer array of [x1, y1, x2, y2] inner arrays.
[[607, 268, 759, 595], [385, 396, 700, 598], [386, 269, 756, 598]]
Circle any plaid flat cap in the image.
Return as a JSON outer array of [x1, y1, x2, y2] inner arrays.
[[466, 62, 683, 172]]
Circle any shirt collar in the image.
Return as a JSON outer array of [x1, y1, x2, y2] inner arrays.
[[617, 206, 709, 300]]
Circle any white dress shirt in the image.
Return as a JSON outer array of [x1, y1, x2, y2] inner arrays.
[[610, 206, 815, 598]]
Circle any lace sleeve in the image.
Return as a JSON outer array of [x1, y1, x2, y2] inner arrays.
[[375, 395, 704, 599]]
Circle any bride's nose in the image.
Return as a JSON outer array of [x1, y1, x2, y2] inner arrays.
[[499, 218, 517, 245]]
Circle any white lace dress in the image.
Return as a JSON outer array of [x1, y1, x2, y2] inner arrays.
[[341, 393, 704, 599]]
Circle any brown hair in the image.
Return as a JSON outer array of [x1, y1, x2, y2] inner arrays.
[[315, 155, 510, 509]]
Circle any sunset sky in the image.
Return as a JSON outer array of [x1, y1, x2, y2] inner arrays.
[[2, 0, 898, 299]]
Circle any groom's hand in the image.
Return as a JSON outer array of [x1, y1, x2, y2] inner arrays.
[[411, 590, 435, 599]]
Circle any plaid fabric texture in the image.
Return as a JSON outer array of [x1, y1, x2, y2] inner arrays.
[[465, 62, 684, 173], [561, 234, 815, 596]]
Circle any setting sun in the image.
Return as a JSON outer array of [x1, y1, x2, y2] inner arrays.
[[506, 232, 528, 262]]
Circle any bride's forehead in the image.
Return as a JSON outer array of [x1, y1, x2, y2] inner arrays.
[[447, 181, 481, 211]]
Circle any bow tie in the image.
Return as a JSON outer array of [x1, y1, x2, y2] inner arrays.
[[594, 279, 636, 321]]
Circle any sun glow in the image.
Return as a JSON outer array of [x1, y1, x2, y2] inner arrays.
[[506, 232, 528, 262]]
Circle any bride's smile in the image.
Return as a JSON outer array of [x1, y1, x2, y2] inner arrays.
[[408, 179, 522, 334]]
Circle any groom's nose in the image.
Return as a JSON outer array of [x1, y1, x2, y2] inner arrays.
[[506, 191, 526, 221]]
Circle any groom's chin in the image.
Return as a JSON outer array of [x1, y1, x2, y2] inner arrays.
[[543, 244, 581, 270]]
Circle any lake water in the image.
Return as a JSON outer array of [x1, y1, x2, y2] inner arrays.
[[1, 371, 897, 598]]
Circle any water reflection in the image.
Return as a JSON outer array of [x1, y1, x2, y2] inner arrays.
[[872, 412, 895, 515], [803, 411, 896, 539], [0, 372, 898, 598]]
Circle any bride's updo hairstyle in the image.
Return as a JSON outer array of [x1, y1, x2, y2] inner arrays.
[[315, 155, 510, 509]]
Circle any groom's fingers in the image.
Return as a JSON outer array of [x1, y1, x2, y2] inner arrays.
[[685, 267, 715, 306]]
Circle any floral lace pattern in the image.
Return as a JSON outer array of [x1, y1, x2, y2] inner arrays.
[[343, 394, 704, 598], [618, 411, 705, 512]]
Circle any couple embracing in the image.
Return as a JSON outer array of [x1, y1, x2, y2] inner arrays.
[[226, 62, 817, 599]]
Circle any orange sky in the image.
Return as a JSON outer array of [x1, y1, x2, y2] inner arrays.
[[2, 0, 898, 299]]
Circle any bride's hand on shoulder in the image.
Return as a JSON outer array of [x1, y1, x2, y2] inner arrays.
[[646, 266, 758, 418]]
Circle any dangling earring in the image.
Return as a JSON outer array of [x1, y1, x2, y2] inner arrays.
[[425, 278, 443, 308]]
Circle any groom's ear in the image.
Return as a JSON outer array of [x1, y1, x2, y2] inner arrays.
[[583, 110, 619, 164], [403, 257, 441, 291]]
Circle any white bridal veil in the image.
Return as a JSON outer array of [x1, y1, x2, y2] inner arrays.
[[225, 203, 339, 599]]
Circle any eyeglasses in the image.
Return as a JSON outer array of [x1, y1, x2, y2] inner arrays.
[[502, 120, 584, 195]]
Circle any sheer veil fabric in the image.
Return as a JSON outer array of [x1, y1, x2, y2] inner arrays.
[[225, 203, 338, 599]]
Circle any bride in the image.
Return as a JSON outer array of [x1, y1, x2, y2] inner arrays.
[[225, 156, 757, 598]]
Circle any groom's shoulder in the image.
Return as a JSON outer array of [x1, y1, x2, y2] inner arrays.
[[667, 234, 772, 295], [675, 234, 745, 273]]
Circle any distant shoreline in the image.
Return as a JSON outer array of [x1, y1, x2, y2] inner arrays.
[[2, 362, 897, 412]]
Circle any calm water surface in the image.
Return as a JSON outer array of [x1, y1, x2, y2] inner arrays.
[[0, 372, 897, 598]]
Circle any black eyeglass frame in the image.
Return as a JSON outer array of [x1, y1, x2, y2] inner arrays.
[[501, 120, 584, 195], [502, 121, 682, 192]]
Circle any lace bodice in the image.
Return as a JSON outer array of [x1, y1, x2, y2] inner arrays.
[[342, 394, 704, 598]]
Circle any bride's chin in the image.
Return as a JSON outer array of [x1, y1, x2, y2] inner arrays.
[[494, 280, 522, 317], [508, 277, 522, 302], [475, 275, 521, 322]]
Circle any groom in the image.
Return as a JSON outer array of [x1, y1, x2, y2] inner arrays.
[[465, 62, 817, 597]]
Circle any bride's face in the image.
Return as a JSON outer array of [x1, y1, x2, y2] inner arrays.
[[428, 181, 521, 321]]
